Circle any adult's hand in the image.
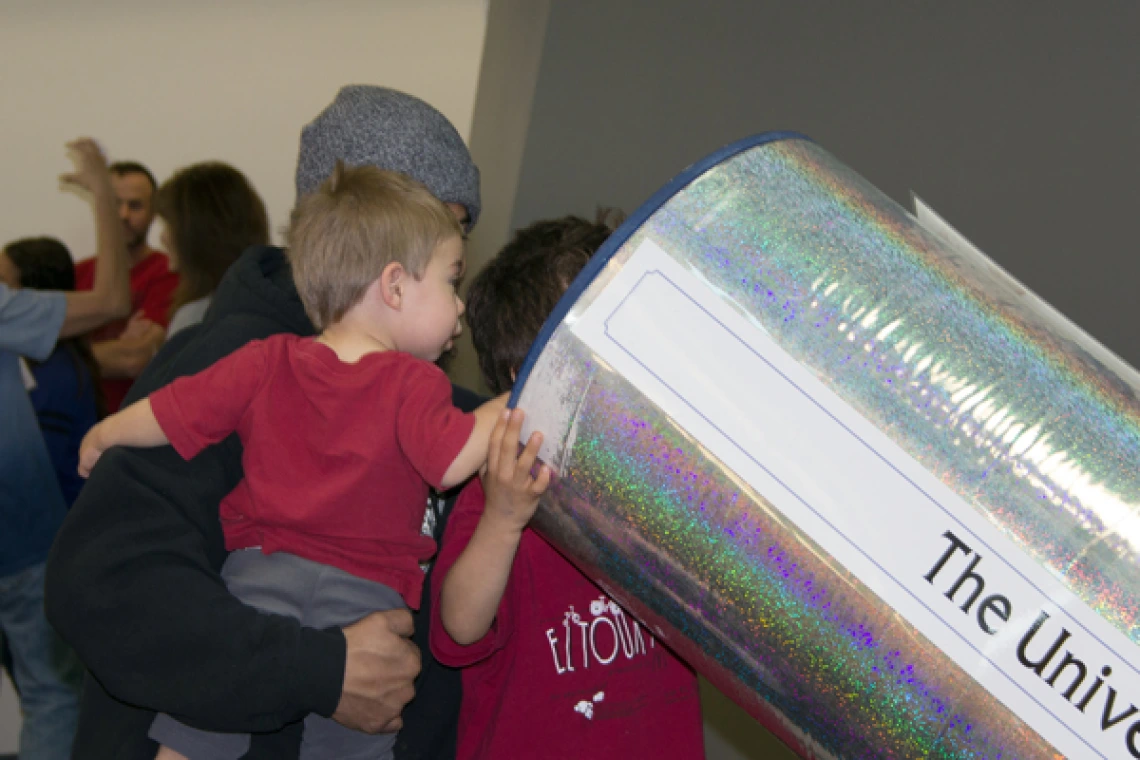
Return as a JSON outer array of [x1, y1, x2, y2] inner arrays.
[[60, 137, 113, 197], [57, 137, 131, 337], [92, 312, 166, 377], [333, 609, 421, 734], [120, 310, 162, 341]]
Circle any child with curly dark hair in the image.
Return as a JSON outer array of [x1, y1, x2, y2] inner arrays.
[[431, 214, 705, 759]]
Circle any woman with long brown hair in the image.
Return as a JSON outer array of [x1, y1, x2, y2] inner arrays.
[[156, 162, 269, 340]]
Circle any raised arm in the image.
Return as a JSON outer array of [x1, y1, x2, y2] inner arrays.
[[439, 392, 510, 489], [58, 138, 131, 337], [440, 408, 550, 644]]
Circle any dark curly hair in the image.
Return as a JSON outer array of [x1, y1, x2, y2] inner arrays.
[[466, 211, 621, 394]]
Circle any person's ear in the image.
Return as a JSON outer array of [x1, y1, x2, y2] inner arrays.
[[378, 261, 407, 310]]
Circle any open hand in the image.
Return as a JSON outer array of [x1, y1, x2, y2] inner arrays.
[[481, 408, 551, 534], [59, 138, 112, 197]]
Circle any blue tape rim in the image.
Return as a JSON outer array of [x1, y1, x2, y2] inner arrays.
[[509, 130, 811, 406]]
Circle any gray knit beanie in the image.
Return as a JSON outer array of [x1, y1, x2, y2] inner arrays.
[[295, 85, 481, 229]]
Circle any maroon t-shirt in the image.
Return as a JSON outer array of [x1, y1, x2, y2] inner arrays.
[[431, 479, 706, 759], [151, 335, 474, 606], [76, 249, 179, 412]]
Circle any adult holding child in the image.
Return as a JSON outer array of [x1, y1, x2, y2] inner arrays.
[[0, 138, 131, 760], [78, 163, 507, 760], [45, 87, 483, 760]]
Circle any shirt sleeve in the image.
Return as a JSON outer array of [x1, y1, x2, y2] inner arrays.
[[429, 480, 515, 667], [395, 360, 476, 490], [73, 258, 95, 291], [0, 284, 66, 360], [150, 339, 269, 460]]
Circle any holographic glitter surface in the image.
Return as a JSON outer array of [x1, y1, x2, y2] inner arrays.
[[513, 137, 1138, 759]]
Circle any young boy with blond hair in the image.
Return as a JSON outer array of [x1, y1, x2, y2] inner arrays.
[[79, 164, 507, 760]]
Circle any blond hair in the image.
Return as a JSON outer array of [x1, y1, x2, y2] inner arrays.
[[287, 162, 462, 330]]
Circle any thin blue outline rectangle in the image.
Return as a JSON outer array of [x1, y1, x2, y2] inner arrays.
[[602, 268, 1128, 758]]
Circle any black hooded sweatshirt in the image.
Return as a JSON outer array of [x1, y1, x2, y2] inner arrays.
[[45, 246, 471, 759]]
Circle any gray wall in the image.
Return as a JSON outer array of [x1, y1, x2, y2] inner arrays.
[[511, 0, 1140, 368]]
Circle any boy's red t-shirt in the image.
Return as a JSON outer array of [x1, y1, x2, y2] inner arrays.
[[430, 479, 706, 759], [150, 335, 475, 606], [76, 249, 179, 412]]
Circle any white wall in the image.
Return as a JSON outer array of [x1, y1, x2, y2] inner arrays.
[[0, 0, 488, 260], [0, 1, 489, 752], [449, 0, 552, 393]]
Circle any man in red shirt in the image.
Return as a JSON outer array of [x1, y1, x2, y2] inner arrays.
[[75, 161, 178, 412]]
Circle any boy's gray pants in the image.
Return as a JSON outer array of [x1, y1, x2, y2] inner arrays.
[[149, 549, 405, 760]]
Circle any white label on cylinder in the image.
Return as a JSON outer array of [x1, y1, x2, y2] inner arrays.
[[564, 237, 1140, 760]]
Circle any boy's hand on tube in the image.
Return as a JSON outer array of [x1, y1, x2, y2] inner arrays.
[[481, 408, 551, 535]]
